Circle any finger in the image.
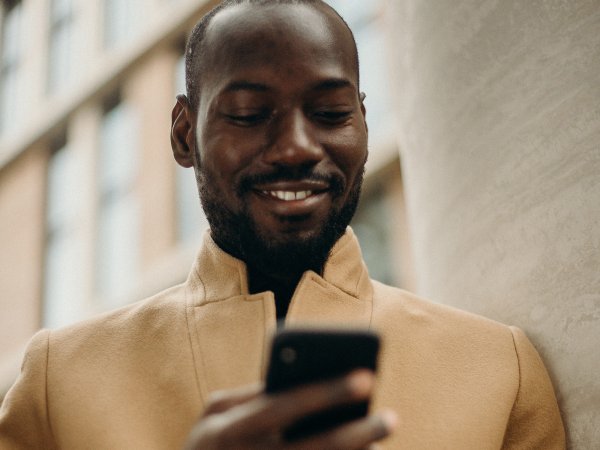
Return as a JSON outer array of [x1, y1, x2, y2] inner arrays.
[[264, 369, 374, 429], [227, 369, 375, 439], [203, 383, 264, 415], [290, 409, 398, 450]]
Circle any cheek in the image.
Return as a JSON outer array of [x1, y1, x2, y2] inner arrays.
[[201, 129, 260, 182], [321, 128, 368, 180]]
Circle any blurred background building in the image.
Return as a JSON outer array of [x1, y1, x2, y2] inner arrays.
[[2, 0, 599, 447], [0, 0, 411, 400]]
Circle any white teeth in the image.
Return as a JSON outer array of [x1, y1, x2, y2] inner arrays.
[[263, 190, 313, 201]]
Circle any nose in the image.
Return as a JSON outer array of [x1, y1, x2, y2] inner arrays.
[[263, 109, 324, 168]]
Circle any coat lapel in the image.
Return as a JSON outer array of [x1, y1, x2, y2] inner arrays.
[[184, 233, 277, 399], [188, 293, 276, 398], [286, 228, 374, 329], [285, 271, 372, 328]]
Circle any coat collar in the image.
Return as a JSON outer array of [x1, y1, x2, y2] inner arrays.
[[185, 227, 374, 309], [183, 228, 374, 398]]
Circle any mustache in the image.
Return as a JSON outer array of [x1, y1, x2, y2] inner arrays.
[[238, 167, 345, 196]]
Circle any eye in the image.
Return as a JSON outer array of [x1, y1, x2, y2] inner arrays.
[[312, 109, 353, 125], [224, 110, 270, 127]]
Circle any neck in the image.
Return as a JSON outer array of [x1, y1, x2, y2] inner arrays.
[[247, 265, 305, 319]]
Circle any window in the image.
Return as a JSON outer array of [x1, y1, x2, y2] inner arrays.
[[0, 0, 22, 135], [176, 164, 208, 245], [103, 0, 140, 49], [43, 136, 85, 328], [47, 0, 74, 93], [351, 182, 397, 286], [96, 97, 139, 304], [174, 53, 208, 244]]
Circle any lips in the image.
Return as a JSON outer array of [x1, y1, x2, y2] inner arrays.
[[253, 179, 329, 198], [248, 179, 331, 218]]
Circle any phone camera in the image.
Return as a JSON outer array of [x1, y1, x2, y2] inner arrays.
[[280, 346, 297, 364]]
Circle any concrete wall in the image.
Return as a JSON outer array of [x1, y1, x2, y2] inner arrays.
[[389, 1, 600, 448]]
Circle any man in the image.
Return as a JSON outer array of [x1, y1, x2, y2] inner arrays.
[[0, 1, 565, 448]]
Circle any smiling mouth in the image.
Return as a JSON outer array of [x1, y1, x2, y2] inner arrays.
[[262, 190, 314, 201]]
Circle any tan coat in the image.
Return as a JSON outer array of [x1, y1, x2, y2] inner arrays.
[[0, 229, 565, 449]]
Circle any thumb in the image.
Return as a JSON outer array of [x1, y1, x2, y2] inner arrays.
[[203, 383, 264, 415]]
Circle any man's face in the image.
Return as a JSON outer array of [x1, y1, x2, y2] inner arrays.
[[193, 4, 367, 277]]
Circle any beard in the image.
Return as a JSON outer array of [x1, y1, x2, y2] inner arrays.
[[197, 165, 364, 279]]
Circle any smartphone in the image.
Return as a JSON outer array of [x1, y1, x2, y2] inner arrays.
[[265, 328, 380, 441]]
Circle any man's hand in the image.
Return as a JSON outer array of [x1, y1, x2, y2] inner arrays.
[[183, 369, 397, 449]]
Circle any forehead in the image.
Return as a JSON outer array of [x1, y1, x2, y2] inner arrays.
[[199, 3, 358, 92]]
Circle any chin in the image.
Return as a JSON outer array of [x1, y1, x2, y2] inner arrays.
[[269, 222, 324, 241], [243, 220, 344, 276]]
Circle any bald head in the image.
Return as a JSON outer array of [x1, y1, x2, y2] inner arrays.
[[184, 0, 359, 112]]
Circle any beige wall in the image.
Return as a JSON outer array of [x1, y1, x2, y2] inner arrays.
[[390, 0, 600, 447], [0, 147, 47, 394], [126, 49, 179, 268]]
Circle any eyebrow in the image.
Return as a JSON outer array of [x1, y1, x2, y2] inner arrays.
[[222, 81, 270, 93], [312, 78, 355, 91], [220, 78, 355, 95]]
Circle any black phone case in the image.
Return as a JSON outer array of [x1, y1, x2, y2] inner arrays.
[[265, 328, 380, 441]]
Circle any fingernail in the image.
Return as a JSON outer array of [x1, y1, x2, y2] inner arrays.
[[380, 409, 398, 431], [348, 370, 374, 396]]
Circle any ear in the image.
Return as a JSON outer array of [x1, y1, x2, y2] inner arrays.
[[359, 91, 368, 134], [171, 94, 196, 168]]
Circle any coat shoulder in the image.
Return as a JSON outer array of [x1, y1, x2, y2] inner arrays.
[[370, 280, 519, 378], [369, 281, 565, 449], [48, 282, 190, 363], [371, 280, 511, 337]]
